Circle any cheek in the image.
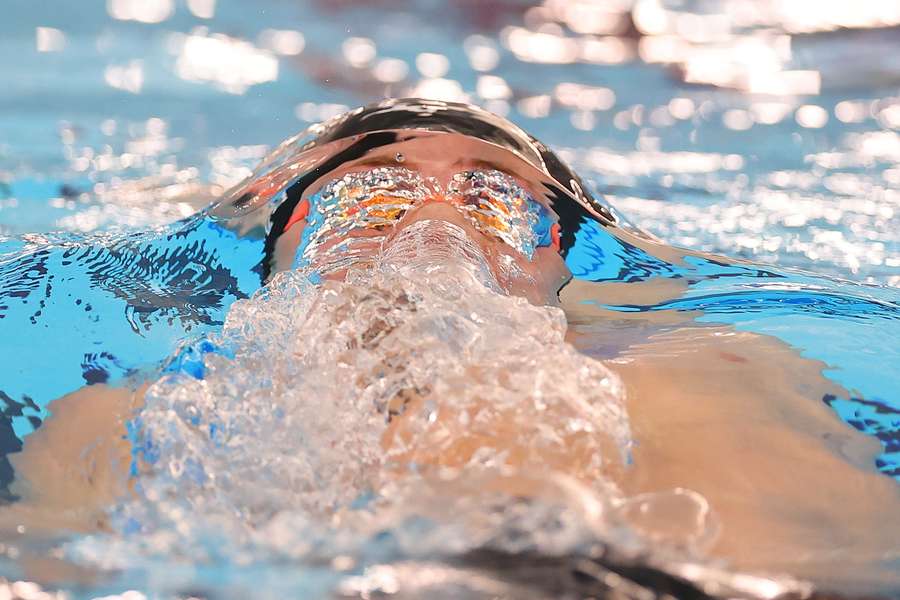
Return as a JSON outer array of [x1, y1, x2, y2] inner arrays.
[[532, 246, 572, 301], [500, 247, 571, 306], [270, 219, 306, 279]]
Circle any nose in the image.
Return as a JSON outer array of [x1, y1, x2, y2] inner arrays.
[[388, 197, 524, 275], [389, 199, 485, 248], [384, 198, 565, 306]]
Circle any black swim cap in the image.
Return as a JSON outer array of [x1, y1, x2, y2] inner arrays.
[[213, 98, 616, 279]]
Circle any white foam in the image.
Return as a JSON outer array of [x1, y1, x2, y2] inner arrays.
[[74, 219, 632, 568]]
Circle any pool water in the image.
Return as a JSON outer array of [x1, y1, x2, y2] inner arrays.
[[1, 1, 899, 598]]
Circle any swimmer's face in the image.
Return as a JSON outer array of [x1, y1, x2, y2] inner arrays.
[[273, 134, 571, 305]]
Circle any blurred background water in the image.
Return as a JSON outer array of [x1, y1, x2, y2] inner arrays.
[[3, 0, 899, 287]]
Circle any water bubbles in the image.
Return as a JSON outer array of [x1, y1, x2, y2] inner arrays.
[[618, 488, 719, 556], [87, 225, 631, 572]]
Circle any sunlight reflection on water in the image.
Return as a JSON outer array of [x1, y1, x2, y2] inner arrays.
[[2, 3, 900, 598], [4, 0, 899, 285]]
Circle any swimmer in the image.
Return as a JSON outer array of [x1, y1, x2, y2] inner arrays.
[[1, 99, 898, 598]]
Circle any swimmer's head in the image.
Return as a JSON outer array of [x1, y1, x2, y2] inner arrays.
[[214, 99, 617, 304]]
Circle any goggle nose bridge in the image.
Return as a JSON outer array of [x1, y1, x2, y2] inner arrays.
[[299, 167, 558, 267]]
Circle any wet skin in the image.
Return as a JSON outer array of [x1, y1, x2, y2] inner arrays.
[[6, 303, 900, 594], [3, 156, 900, 596], [564, 277, 900, 593], [267, 133, 572, 305]]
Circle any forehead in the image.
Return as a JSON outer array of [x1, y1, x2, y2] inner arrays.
[[335, 133, 521, 166], [302, 133, 554, 206], [330, 156, 516, 176], [316, 99, 544, 165]]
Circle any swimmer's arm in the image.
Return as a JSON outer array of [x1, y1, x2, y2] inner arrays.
[[0, 384, 145, 533]]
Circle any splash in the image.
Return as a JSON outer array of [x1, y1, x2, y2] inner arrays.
[[297, 167, 551, 275], [74, 219, 636, 580], [2, 98, 896, 598]]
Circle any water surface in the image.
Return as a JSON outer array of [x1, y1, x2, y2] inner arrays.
[[1, 1, 899, 598]]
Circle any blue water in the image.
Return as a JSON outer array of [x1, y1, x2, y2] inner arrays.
[[1, 1, 900, 596], [2, 0, 899, 473]]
